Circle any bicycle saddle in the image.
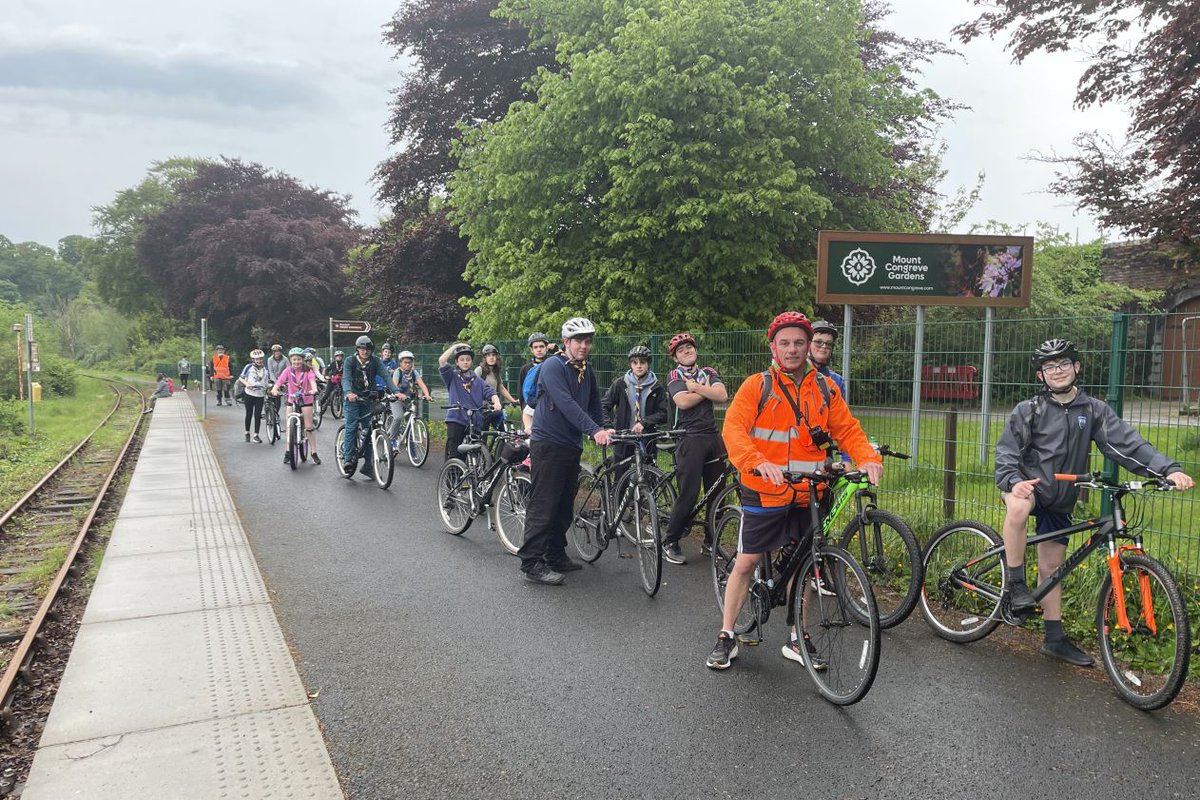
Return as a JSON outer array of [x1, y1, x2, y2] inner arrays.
[[457, 443, 484, 454]]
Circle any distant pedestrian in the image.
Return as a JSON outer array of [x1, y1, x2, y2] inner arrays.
[[146, 372, 170, 413], [177, 356, 191, 390], [209, 345, 233, 406], [238, 349, 270, 442]]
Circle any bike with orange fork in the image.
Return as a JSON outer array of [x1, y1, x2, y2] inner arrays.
[[920, 472, 1190, 710]]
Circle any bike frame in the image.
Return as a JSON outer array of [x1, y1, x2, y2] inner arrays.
[[589, 436, 658, 541], [444, 405, 523, 513], [659, 437, 737, 524], [950, 489, 1151, 634]]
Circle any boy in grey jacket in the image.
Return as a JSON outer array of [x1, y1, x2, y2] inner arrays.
[[995, 338, 1193, 666]]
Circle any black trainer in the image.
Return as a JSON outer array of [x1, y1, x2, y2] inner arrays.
[[706, 632, 739, 670], [311, 453, 322, 465], [664, 542, 686, 565], [283, 451, 292, 465], [1007, 581, 1038, 614], [1041, 638, 1094, 667], [523, 563, 565, 586], [545, 555, 583, 573]]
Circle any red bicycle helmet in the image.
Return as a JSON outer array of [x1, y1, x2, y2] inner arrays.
[[668, 332, 696, 356], [767, 311, 814, 341]]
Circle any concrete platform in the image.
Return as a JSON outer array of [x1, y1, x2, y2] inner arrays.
[[22, 393, 343, 799]]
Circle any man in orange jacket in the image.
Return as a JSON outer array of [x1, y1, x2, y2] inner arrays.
[[209, 345, 233, 406], [706, 311, 882, 671]]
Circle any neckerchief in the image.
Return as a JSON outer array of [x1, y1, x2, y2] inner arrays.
[[624, 370, 657, 425], [675, 364, 707, 384], [567, 356, 587, 384]]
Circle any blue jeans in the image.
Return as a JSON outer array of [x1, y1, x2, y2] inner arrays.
[[342, 399, 370, 463]]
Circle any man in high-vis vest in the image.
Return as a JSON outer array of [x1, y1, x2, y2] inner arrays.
[[209, 345, 233, 406], [706, 311, 882, 671]]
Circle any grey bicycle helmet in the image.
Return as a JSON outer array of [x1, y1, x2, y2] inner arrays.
[[528, 331, 549, 345], [482, 344, 498, 355], [451, 343, 474, 359], [381, 342, 393, 352], [810, 320, 838, 339], [628, 345, 651, 361], [1031, 338, 1079, 367], [355, 335, 374, 350]]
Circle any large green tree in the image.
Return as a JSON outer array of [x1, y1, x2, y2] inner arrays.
[[450, 0, 946, 338], [0, 236, 86, 311]]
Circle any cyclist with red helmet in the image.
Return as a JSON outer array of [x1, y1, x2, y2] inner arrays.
[[662, 331, 729, 565], [995, 338, 1194, 666], [707, 311, 881, 671]]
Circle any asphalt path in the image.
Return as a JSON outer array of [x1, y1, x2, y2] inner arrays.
[[188, 392, 1200, 800]]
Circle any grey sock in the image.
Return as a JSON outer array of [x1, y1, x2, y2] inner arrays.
[[1004, 563, 1026, 586], [1044, 619, 1065, 642]]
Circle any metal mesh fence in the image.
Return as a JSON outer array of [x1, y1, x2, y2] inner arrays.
[[401, 311, 1199, 571]]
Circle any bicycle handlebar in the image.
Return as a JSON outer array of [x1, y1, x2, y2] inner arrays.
[[1054, 471, 1178, 491], [875, 443, 910, 459], [749, 467, 868, 485]]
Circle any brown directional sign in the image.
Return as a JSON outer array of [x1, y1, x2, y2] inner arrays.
[[331, 320, 372, 334]]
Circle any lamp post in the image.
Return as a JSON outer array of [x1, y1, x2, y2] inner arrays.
[[1181, 316, 1200, 414], [10, 323, 22, 402]]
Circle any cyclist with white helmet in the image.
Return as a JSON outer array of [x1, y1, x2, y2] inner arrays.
[[995, 338, 1194, 666], [237, 349, 270, 442], [517, 317, 614, 585], [388, 350, 433, 444], [271, 347, 323, 465], [438, 342, 501, 460]]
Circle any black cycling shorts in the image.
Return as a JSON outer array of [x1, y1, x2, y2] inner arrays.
[[737, 504, 812, 555], [1032, 507, 1072, 546]]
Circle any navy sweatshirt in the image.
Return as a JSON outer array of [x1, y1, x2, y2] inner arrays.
[[531, 355, 604, 450]]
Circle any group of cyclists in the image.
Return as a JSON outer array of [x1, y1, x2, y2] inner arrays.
[[211, 309, 1194, 676]]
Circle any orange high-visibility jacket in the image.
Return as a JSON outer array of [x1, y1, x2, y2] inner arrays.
[[210, 353, 231, 380], [722, 364, 880, 507]]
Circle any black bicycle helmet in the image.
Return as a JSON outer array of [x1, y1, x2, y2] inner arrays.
[[628, 345, 651, 360], [528, 332, 549, 345], [355, 335, 374, 350], [810, 320, 838, 339], [482, 344, 498, 355], [381, 342, 393, 352], [451, 343, 474, 360], [1031, 338, 1078, 367]]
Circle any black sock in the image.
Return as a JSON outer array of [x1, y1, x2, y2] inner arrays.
[[1045, 619, 1065, 642], [1004, 563, 1026, 587]]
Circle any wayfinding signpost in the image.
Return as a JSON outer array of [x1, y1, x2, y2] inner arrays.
[[328, 319, 373, 356], [817, 231, 1034, 461]]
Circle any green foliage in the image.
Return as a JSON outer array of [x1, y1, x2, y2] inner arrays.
[[0, 399, 23, 438], [38, 353, 77, 397], [451, 0, 942, 339], [0, 235, 87, 313], [100, 334, 199, 374]]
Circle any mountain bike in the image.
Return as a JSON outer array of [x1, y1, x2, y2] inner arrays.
[[283, 390, 310, 471], [387, 398, 430, 468], [436, 405, 532, 554], [920, 472, 1191, 710], [710, 466, 882, 705], [334, 392, 395, 489], [571, 430, 685, 597], [651, 432, 738, 549], [263, 386, 280, 445]]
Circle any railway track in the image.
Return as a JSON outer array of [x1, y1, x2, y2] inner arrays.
[[0, 377, 146, 731]]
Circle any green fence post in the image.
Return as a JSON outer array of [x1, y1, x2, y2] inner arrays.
[[1101, 312, 1129, 516]]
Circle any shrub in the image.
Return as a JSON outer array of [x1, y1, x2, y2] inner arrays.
[[37, 353, 77, 396]]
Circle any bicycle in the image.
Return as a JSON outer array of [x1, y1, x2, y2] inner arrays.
[[920, 471, 1191, 710], [283, 390, 310, 470], [710, 466, 882, 705], [571, 430, 685, 597], [436, 405, 532, 554], [387, 397, 430, 468], [334, 392, 395, 489], [263, 384, 281, 445], [312, 379, 326, 430], [651, 432, 739, 548]]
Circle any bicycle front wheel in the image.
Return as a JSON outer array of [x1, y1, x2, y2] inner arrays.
[[334, 426, 353, 477], [265, 404, 279, 444], [795, 546, 881, 705], [287, 418, 300, 471], [631, 482, 662, 596], [919, 520, 1004, 643], [570, 465, 604, 563], [1096, 551, 1190, 710], [839, 509, 922, 628], [436, 458, 474, 534], [491, 468, 532, 555], [372, 430, 394, 489], [407, 418, 429, 468]]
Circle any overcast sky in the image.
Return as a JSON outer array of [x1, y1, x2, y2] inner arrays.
[[2, 0, 1131, 249]]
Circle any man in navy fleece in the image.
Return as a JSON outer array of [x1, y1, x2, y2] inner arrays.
[[517, 317, 614, 585]]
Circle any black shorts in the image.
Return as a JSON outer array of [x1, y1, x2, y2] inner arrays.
[[1033, 507, 1072, 546], [737, 504, 813, 555], [288, 401, 313, 410]]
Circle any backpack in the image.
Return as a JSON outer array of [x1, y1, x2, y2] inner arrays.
[[523, 362, 544, 408], [756, 368, 833, 418]]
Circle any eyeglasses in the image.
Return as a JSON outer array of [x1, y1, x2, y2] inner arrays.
[[811, 339, 834, 349], [1040, 361, 1074, 374]]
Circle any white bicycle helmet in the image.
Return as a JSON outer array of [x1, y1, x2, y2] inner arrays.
[[397, 350, 414, 360], [561, 317, 596, 339]]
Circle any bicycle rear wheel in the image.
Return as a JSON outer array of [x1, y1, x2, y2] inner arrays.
[[644, 465, 676, 527], [312, 396, 324, 430], [839, 508, 922, 628], [407, 418, 429, 468], [334, 426, 353, 477], [919, 520, 1004, 643], [570, 465, 604, 562], [705, 480, 741, 546], [371, 429, 394, 489], [1096, 551, 1190, 710], [491, 467, 532, 555], [795, 546, 880, 705], [330, 386, 343, 418], [436, 458, 474, 534], [265, 403, 279, 445], [710, 508, 759, 635]]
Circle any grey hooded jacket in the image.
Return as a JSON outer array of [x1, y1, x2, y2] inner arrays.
[[995, 388, 1180, 513]]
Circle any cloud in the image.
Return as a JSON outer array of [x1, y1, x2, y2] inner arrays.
[[0, 33, 325, 119]]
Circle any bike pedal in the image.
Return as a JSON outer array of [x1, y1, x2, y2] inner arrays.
[[736, 634, 762, 646]]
